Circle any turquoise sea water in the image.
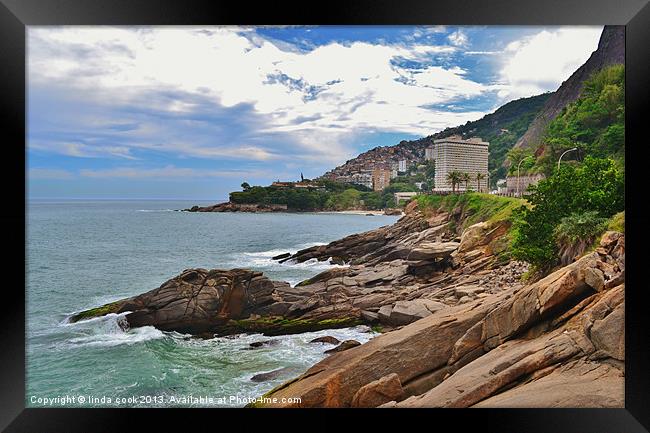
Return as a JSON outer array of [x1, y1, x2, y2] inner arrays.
[[26, 200, 398, 407]]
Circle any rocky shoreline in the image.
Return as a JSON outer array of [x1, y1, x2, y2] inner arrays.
[[71, 199, 625, 408], [182, 201, 403, 216]]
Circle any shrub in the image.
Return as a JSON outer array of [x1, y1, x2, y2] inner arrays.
[[554, 211, 608, 265], [511, 156, 624, 270]]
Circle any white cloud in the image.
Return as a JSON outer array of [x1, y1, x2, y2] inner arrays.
[[447, 30, 469, 47], [27, 26, 605, 170], [497, 27, 602, 100], [28, 26, 487, 164]]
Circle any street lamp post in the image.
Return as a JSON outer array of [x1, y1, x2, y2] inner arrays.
[[516, 156, 533, 197], [557, 147, 578, 171]]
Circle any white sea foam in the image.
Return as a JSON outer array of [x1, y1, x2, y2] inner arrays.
[[65, 313, 166, 347]]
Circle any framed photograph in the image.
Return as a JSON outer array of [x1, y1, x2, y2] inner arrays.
[[2, 0, 648, 430]]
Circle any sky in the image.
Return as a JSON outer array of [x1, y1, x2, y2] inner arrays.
[[27, 25, 603, 200]]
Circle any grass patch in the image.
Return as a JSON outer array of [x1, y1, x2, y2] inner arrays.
[[417, 193, 524, 229], [607, 211, 625, 233]]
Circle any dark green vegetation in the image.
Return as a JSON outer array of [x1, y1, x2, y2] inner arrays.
[[509, 65, 625, 270], [511, 157, 624, 270], [534, 64, 625, 175], [230, 180, 405, 211]]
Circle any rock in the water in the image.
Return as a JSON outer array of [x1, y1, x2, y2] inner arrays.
[[251, 367, 293, 382], [249, 340, 279, 349], [350, 373, 405, 407], [310, 336, 340, 345], [324, 340, 361, 354], [272, 252, 291, 261]]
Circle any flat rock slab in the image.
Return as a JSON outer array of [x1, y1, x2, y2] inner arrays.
[[407, 242, 459, 261]]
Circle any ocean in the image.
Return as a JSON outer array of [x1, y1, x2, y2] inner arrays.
[[26, 200, 399, 407]]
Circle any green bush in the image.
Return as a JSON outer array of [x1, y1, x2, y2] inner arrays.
[[511, 156, 624, 270], [554, 211, 608, 265]]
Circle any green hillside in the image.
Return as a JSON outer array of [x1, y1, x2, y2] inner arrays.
[[533, 64, 625, 175]]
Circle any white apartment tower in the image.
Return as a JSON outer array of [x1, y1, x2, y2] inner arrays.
[[428, 135, 489, 192]]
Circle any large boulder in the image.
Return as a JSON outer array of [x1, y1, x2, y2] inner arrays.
[[350, 373, 405, 407], [70, 268, 280, 334]]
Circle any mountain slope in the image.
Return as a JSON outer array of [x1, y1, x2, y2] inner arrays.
[[513, 25, 624, 153], [322, 93, 551, 186]]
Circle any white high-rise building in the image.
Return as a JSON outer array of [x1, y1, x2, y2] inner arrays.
[[427, 135, 489, 192], [398, 159, 407, 172]]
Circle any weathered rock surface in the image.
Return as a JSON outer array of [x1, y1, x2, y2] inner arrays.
[[254, 232, 625, 407], [350, 373, 405, 408], [251, 367, 294, 382], [324, 340, 361, 354]]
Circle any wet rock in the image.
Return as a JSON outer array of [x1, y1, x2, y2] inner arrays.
[[310, 336, 340, 345], [251, 367, 293, 382], [272, 252, 291, 260], [249, 340, 279, 349]]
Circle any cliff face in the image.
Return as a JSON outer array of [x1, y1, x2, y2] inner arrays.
[[512, 25, 625, 153]]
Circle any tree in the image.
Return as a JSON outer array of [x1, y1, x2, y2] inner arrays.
[[511, 156, 624, 270], [460, 172, 472, 192], [476, 173, 486, 192], [506, 148, 535, 175], [241, 182, 251, 191], [446, 171, 461, 194]]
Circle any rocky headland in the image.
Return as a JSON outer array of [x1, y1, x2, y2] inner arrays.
[[184, 202, 288, 213], [71, 196, 625, 408]]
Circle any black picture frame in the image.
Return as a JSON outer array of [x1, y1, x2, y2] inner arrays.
[[2, 0, 648, 431]]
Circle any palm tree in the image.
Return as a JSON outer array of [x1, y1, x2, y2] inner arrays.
[[446, 171, 461, 194], [475, 173, 486, 192], [460, 172, 471, 192]]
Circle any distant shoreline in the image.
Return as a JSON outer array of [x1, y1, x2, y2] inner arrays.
[[316, 210, 399, 216]]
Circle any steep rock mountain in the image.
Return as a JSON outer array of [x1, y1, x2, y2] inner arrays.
[[513, 25, 624, 153]]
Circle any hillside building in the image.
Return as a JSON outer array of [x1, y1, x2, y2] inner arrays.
[[372, 168, 392, 191], [427, 135, 489, 192], [506, 173, 545, 196]]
